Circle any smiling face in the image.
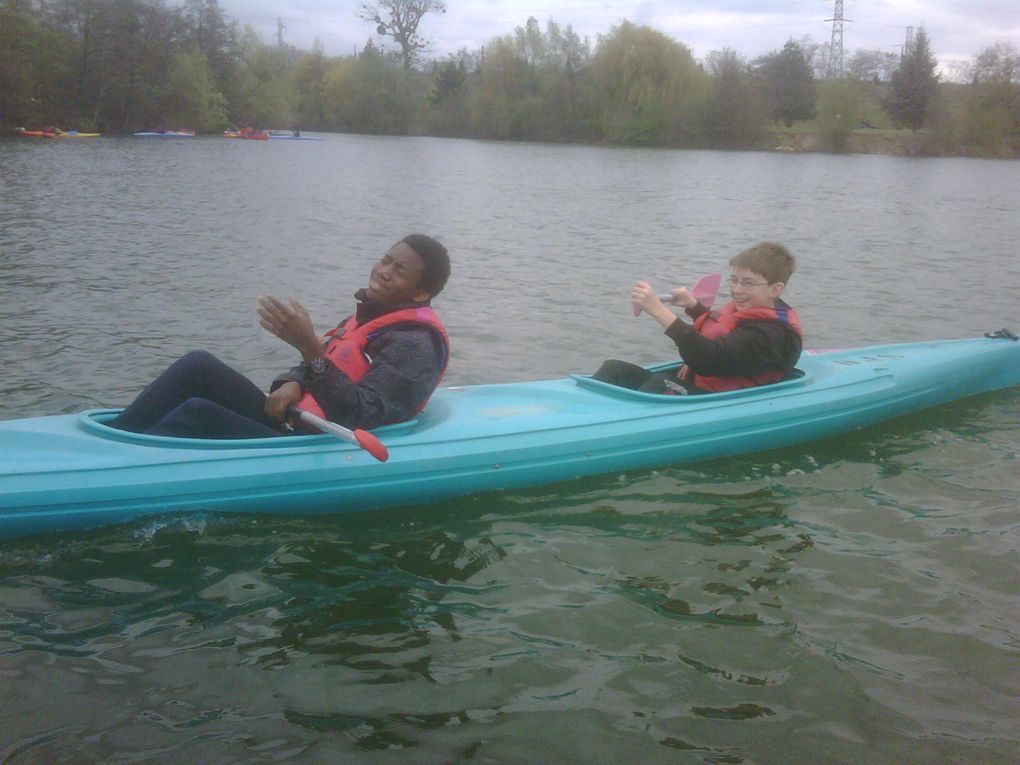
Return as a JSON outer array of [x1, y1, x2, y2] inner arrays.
[[366, 242, 429, 304], [728, 266, 785, 310]]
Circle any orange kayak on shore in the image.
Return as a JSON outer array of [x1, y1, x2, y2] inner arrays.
[[225, 128, 269, 140]]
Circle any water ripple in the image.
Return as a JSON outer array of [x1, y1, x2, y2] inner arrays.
[[2, 137, 1019, 763]]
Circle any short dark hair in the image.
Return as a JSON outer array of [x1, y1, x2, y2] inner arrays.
[[730, 242, 796, 284], [401, 233, 450, 297]]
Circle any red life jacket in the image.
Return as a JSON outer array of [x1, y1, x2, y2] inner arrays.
[[681, 301, 803, 393], [297, 306, 449, 419]]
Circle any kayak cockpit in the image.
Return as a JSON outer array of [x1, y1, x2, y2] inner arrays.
[[570, 366, 810, 401], [77, 409, 419, 449]]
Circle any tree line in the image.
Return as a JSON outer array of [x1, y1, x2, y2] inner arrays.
[[1, 1, 1017, 156]]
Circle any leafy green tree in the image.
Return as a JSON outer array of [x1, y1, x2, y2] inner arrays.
[[293, 40, 329, 128], [431, 58, 466, 104], [513, 15, 547, 66], [162, 51, 228, 131], [591, 21, 706, 145], [702, 49, 767, 148], [0, 1, 50, 127], [757, 40, 815, 127], [359, 0, 445, 70], [234, 28, 295, 127], [23, 0, 181, 131], [539, 19, 596, 139], [464, 17, 596, 142], [89, 0, 181, 131], [467, 36, 536, 139], [816, 79, 863, 151], [884, 26, 939, 130], [427, 56, 469, 135], [323, 41, 418, 133], [962, 43, 1020, 154], [182, 0, 240, 115]]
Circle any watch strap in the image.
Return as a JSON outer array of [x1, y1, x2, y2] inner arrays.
[[306, 356, 330, 375]]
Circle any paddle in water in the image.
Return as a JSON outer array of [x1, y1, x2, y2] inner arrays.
[[286, 405, 389, 462], [633, 272, 722, 316]]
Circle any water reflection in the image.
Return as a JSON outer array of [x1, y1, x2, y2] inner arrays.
[[2, 137, 1019, 762]]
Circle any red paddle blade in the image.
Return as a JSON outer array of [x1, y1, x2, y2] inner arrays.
[[690, 272, 722, 309], [354, 429, 389, 462]]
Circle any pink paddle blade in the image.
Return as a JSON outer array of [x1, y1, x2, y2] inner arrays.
[[690, 272, 722, 309], [633, 272, 722, 316]]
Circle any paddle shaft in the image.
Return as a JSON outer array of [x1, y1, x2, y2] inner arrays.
[[633, 273, 722, 316], [286, 405, 389, 462]]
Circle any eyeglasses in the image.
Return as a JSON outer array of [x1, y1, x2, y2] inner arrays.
[[728, 276, 772, 289]]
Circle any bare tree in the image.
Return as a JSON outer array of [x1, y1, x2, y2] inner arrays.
[[846, 49, 899, 83], [359, 0, 446, 70]]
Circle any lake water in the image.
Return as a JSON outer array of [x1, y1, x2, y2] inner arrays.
[[1, 134, 1018, 762]]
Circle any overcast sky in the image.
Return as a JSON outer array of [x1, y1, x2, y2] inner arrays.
[[218, 0, 1018, 73]]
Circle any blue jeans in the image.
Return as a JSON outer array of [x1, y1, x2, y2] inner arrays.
[[110, 350, 286, 439]]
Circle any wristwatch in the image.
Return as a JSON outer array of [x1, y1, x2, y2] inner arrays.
[[305, 356, 330, 375]]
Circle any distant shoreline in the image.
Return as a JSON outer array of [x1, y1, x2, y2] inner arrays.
[[768, 129, 1020, 159], [5, 127, 1017, 160]]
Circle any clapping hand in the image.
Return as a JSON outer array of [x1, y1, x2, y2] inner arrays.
[[257, 294, 320, 356]]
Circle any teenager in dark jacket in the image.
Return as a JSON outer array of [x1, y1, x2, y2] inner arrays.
[[110, 234, 450, 438]]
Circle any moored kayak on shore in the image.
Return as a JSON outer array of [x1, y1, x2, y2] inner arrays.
[[16, 129, 100, 138], [228, 128, 269, 140], [133, 130, 195, 137], [267, 131, 324, 141], [1, 333, 1017, 538]]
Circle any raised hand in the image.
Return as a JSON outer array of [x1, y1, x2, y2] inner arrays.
[[667, 286, 697, 309], [631, 281, 682, 329], [257, 294, 320, 357], [630, 281, 664, 315]]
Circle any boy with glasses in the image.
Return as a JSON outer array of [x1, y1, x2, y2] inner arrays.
[[593, 242, 802, 395]]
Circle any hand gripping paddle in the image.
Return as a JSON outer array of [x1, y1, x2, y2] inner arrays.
[[633, 272, 722, 316], [286, 405, 389, 462]]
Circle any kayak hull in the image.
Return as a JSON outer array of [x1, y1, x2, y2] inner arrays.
[[133, 131, 195, 137], [1, 336, 1018, 538]]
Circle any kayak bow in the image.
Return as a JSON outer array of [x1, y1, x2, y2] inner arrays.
[[1, 334, 1018, 538]]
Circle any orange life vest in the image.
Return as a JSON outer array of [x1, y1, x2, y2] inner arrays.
[[681, 301, 803, 392], [297, 306, 449, 419]]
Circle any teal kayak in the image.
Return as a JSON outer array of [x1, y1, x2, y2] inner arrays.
[[1, 334, 1017, 538]]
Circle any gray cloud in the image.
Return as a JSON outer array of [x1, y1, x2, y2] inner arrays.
[[219, 0, 1019, 68]]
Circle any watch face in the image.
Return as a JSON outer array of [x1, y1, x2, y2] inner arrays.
[[309, 358, 329, 374]]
